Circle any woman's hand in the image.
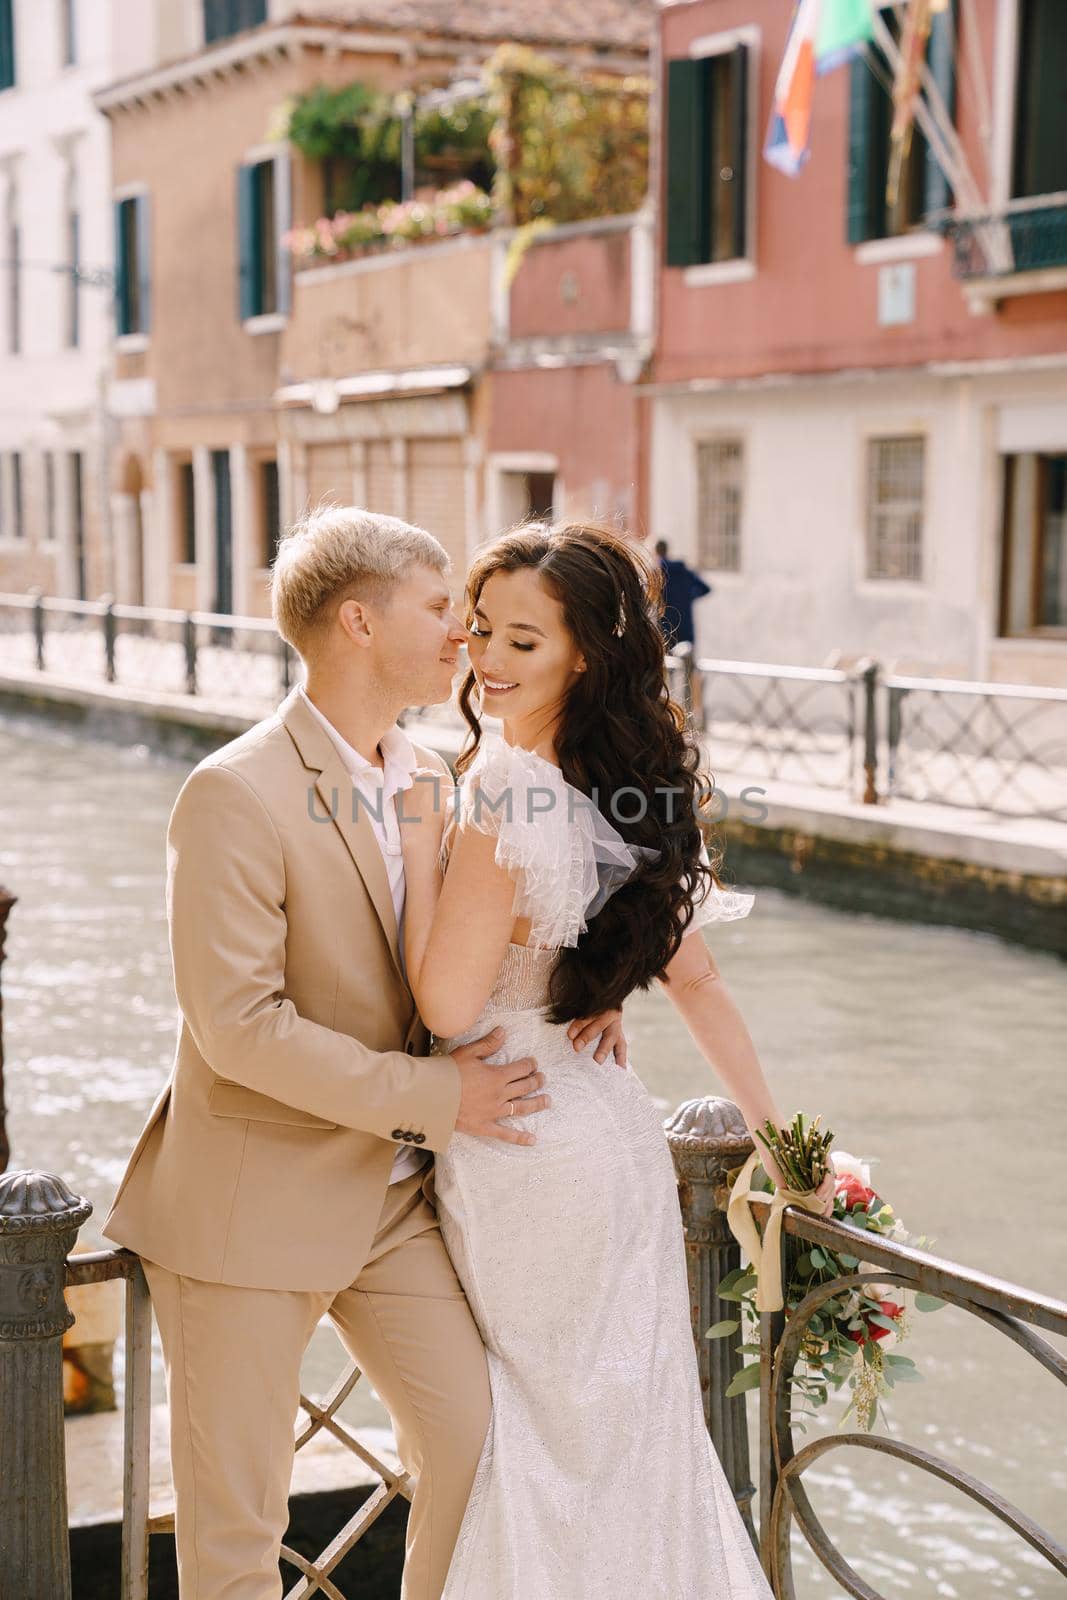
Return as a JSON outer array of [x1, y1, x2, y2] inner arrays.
[[398, 767, 453, 859], [812, 1159, 837, 1217], [566, 1008, 628, 1066]]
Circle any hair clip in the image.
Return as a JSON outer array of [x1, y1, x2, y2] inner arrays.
[[612, 596, 627, 638]]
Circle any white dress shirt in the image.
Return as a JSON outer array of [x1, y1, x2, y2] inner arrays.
[[298, 686, 430, 1183]]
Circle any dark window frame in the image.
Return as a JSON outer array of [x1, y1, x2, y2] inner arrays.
[[203, 0, 267, 47], [114, 192, 151, 338], [0, 0, 15, 92], [260, 457, 281, 567], [60, 0, 77, 67], [178, 460, 197, 566], [665, 43, 751, 269]]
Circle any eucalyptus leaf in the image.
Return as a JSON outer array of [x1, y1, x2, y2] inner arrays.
[[705, 1319, 740, 1339], [724, 1364, 763, 1398]]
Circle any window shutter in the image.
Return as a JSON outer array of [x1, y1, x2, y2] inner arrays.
[[0, 0, 15, 92], [113, 199, 129, 336], [847, 54, 880, 244], [665, 57, 709, 267], [135, 194, 151, 334], [274, 154, 292, 318], [923, 0, 957, 217], [729, 44, 749, 259], [237, 163, 260, 320]]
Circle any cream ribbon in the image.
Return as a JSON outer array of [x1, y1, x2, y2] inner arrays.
[[726, 1149, 828, 1314]]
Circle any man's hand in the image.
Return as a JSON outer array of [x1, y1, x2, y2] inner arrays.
[[450, 1026, 549, 1146], [566, 1008, 627, 1067]]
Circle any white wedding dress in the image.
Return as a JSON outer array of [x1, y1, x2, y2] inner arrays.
[[430, 732, 774, 1600]]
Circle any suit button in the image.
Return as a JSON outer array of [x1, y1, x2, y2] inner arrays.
[[391, 1129, 404, 1141], [413, 1132, 426, 1144], [403, 1131, 415, 1142]]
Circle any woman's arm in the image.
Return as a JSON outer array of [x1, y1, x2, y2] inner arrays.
[[400, 772, 519, 1038], [660, 928, 834, 1209]]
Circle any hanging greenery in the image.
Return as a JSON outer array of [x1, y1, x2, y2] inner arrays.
[[485, 45, 650, 227]]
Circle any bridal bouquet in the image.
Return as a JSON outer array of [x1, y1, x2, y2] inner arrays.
[[712, 1142, 945, 1431]]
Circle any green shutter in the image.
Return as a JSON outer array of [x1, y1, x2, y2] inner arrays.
[[114, 200, 129, 336], [237, 163, 260, 320], [923, 0, 957, 218], [847, 52, 880, 244], [665, 57, 709, 267], [135, 194, 152, 334], [729, 44, 749, 259], [0, 0, 14, 92]]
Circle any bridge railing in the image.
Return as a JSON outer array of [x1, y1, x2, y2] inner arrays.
[[2, 1100, 1065, 1598]]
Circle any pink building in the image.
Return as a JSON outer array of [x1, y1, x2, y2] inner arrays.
[[646, 0, 1067, 686]]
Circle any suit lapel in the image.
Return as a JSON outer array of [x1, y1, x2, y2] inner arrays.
[[282, 687, 406, 986]]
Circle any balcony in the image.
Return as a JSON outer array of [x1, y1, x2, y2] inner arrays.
[[941, 193, 1067, 309]]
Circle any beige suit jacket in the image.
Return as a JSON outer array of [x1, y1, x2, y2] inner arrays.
[[102, 686, 461, 1291]]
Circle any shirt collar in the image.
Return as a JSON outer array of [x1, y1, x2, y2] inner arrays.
[[298, 685, 419, 798]]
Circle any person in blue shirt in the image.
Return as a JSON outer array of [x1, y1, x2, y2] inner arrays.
[[655, 539, 712, 649]]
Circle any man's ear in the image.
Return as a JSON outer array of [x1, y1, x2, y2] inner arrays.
[[338, 597, 373, 647]]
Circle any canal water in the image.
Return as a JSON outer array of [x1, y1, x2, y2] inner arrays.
[[1, 713, 1065, 1598]]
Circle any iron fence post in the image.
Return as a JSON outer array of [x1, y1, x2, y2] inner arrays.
[[0, 1171, 92, 1598], [860, 659, 880, 804], [183, 612, 198, 697], [887, 683, 904, 798], [0, 887, 14, 1174], [30, 587, 45, 671], [666, 1096, 761, 1549], [278, 633, 291, 697], [102, 595, 117, 685]]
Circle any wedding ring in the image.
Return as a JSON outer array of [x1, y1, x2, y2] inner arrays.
[[506, 1101, 514, 1119]]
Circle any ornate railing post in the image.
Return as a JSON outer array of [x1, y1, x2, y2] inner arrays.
[[101, 595, 117, 685], [0, 886, 15, 1174], [666, 1096, 760, 1545], [0, 1171, 92, 1598], [860, 658, 880, 804], [30, 587, 45, 671]]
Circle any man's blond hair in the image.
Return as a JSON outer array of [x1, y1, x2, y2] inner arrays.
[[270, 504, 449, 660]]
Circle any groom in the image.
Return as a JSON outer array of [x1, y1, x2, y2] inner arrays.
[[103, 507, 621, 1599]]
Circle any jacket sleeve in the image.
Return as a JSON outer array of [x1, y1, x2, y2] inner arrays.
[[166, 763, 461, 1149], [690, 568, 712, 600]]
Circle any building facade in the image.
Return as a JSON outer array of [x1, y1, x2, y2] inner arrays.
[[648, 0, 1067, 686]]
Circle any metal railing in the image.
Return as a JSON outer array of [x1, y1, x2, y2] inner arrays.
[[939, 192, 1067, 280], [2, 1100, 1065, 1597], [3, 594, 1067, 823]]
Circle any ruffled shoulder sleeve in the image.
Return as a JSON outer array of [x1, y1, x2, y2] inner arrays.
[[685, 837, 755, 935], [453, 732, 657, 950]]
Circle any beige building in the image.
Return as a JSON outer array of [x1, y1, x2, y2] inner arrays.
[[95, 1, 649, 619]]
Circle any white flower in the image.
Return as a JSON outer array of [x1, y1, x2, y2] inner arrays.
[[829, 1148, 872, 1188]]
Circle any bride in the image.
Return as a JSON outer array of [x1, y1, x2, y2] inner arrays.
[[399, 522, 835, 1599]]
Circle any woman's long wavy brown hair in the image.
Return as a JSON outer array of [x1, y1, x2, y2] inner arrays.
[[455, 521, 723, 1024]]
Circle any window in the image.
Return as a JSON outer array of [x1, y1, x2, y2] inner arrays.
[[114, 193, 151, 337], [0, 0, 14, 92], [1013, 0, 1067, 200], [6, 184, 19, 356], [71, 452, 86, 599], [666, 46, 750, 267], [65, 164, 80, 347], [866, 437, 924, 581], [237, 157, 291, 322], [1000, 453, 1067, 634], [204, 0, 266, 46], [44, 452, 56, 543], [695, 439, 743, 571], [260, 458, 281, 566], [178, 460, 196, 565], [847, 3, 957, 244], [11, 449, 21, 537], [60, 0, 76, 67]]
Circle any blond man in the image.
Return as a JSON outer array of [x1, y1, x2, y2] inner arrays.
[[103, 509, 601, 1599]]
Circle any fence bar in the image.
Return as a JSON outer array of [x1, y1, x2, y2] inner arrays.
[[0, 888, 14, 1174], [31, 589, 45, 671], [666, 1097, 761, 1548], [121, 1260, 152, 1600], [103, 597, 117, 686], [0, 1171, 92, 1600], [861, 659, 879, 804], [183, 612, 197, 697]]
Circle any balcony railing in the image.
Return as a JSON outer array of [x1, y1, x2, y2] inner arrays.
[[2, 1098, 1065, 1597], [940, 193, 1067, 281]]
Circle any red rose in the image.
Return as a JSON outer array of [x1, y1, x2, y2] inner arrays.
[[836, 1173, 876, 1210], [846, 1299, 904, 1345]]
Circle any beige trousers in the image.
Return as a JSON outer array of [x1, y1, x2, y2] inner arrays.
[[142, 1169, 491, 1600]]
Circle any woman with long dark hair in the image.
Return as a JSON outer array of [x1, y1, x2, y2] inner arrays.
[[399, 522, 834, 1598]]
